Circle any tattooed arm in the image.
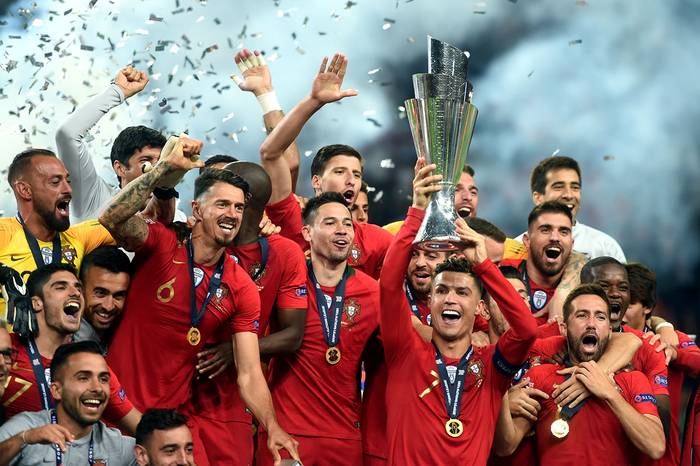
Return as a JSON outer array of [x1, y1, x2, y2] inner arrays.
[[99, 139, 204, 251]]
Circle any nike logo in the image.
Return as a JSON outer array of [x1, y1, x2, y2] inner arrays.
[[172, 259, 186, 264], [12, 277, 26, 295], [10, 255, 22, 262]]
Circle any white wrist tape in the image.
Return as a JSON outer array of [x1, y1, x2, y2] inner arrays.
[[654, 322, 674, 332], [256, 91, 282, 114]]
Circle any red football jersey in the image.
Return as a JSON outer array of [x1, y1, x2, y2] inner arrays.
[[265, 193, 392, 279], [191, 234, 308, 424], [107, 222, 260, 411], [380, 208, 537, 465], [527, 363, 659, 466], [2, 334, 133, 423], [499, 258, 556, 326], [266, 265, 380, 439]]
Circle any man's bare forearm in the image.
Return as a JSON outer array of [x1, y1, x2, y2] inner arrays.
[[597, 332, 641, 373], [607, 392, 665, 459], [0, 434, 24, 465], [259, 96, 322, 163], [238, 369, 279, 429], [263, 110, 300, 192]]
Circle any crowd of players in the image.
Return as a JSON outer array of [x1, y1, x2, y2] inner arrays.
[[0, 48, 697, 466]]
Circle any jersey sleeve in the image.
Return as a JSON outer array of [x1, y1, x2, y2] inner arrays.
[[529, 336, 566, 360], [72, 219, 116, 252], [230, 267, 262, 334], [618, 371, 660, 417], [536, 321, 562, 338], [475, 260, 537, 377], [275, 240, 309, 310], [265, 193, 307, 251], [673, 331, 700, 378], [473, 315, 489, 333], [131, 221, 172, 261], [379, 207, 425, 359], [635, 342, 670, 397], [102, 367, 136, 424]]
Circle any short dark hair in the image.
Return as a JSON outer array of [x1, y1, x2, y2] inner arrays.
[[563, 283, 610, 322], [530, 156, 581, 194], [434, 257, 484, 298], [627, 262, 656, 310], [135, 409, 189, 446], [302, 192, 351, 225], [27, 263, 79, 299], [310, 144, 363, 177], [527, 201, 573, 229], [193, 168, 250, 201], [200, 154, 239, 174], [467, 217, 506, 243], [498, 266, 522, 281], [463, 164, 475, 177], [8, 148, 57, 185], [110, 126, 166, 167], [580, 256, 625, 284], [359, 181, 369, 194], [50, 341, 103, 381], [79, 246, 132, 283]]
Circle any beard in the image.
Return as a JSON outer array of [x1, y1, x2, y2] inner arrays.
[[63, 396, 103, 427], [567, 332, 610, 363], [530, 246, 571, 277], [36, 202, 70, 232]]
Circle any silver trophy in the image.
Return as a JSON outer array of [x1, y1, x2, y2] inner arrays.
[[405, 36, 478, 251]]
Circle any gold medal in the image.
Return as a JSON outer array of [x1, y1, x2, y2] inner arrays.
[[445, 418, 463, 438], [187, 327, 201, 346], [325, 346, 341, 365], [550, 418, 569, 439]]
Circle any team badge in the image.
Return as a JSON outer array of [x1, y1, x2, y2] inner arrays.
[[41, 247, 53, 265], [343, 298, 361, 325], [229, 254, 240, 263], [62, 246, 78, 265], [468, 359, 484, 388], [215, 287, 224, 300], [426, 313, 432, 326], [532, 289, 548, 310], [446, 365, 458, 384], [193, 267, 204, 287], [44, 368, 52, 385], [349, 244, 361, 264]]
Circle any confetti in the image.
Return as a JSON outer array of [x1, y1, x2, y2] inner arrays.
[[158, 98, 167, 107], [551, 149, 560, 156], [569, 39, 583, 46], [345, 1, 358, 9], [368, 68, 381, 75], [367, 118, 382, 127], [382, 18, 396, 30], [603, 155, 615, 161], [304, 150, 313, 157], [380, 159, 395, 168], [527, 70, 534, 77]]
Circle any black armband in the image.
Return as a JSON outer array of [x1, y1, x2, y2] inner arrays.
[[153, 187, 179, 200]]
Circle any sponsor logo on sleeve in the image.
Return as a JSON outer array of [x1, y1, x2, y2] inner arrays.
[[654, 375, 668, 387], [118, 387, 126, 401], [680, 340, 696, 348], [295, 286, 307, 297], [634, 393, 657, 404]]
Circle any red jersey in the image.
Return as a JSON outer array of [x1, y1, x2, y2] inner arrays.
[[499, 258, 556, 325], [2, 334, 133, 422], [380, 208, 537, 465], [265, 192, 392, 279], [530, 326, 670, 397], [191, 234, 308, 423], [682, 382, 700, 466], [267, 265, 380, 439], [107, 222, 260, 411], [526, 363, 659, 466]]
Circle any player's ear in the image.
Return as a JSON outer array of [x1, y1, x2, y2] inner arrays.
[[31, 296, 43, 313], [134, 444, 150, 466], [13, 180, 33, 201], [191, 199, 203, 221], [113, 160, 127, 180], [476, 299, 490, 320], [522, 233, 530, 250], [301, 224, 312, 242], [50, 380, 62, 401], [532, 191, 543, 206], [311, 174, 322, 194]]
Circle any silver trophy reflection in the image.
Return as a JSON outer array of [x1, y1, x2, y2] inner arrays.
[[405, 36, 478, 250]]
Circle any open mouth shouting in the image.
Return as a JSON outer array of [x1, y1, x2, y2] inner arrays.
[[440, 308, 462, 326], [342, 190, 355, 206], [63, 300, 82, 323], [609, 302, 623, 321], [457, 206, 472, 219], [580, 332, 599, 355], [56, 197, 71, 217], [544, 244, 563, 263]]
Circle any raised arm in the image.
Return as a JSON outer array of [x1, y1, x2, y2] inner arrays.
[[233, 49, 301, 193], [259, 53, 357, 203], [98, 138, 203, 251], [55, 66, 148, 220]]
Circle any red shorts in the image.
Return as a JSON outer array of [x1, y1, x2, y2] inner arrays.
[[195, 416, 254, 466], [256, 432, 362, 466], [363, 452, 388, 466]]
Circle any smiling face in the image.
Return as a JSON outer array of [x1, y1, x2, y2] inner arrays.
[[136, 426, 195, 466], [192, 182, 246, 248], [24, 156, 73, 232], [51, 352, 110, 426], [407, 249, 447, 298], [524, 212, 573, 278], [33, 270, 84, 335], [565, 294, 611, 363], [587, 263, 630, 330], [454, 171, 479, 218], [429, 271, 483, 342], [302, 202, 355, 265], [533, 168, 581, 220], [311, 155, 363, 206], [83, 267, 130, 333]]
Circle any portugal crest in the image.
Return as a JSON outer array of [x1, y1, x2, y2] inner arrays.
[[343, 298, 361, 326]]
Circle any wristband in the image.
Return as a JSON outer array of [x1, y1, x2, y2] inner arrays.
[[21, 430, 27, 447], [256, 91, 282, 114], [153, 187, 179, 200], [654, 322, 674, 332]]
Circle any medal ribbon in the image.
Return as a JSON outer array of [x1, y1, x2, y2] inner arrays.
[[17, 213, 62, 267], [50, 409, 94, 466], [307, 260, 349, 349], [25, 337, 54, 410], [560, 354, 590, 420], [404, 281, 422, 319], [433, 343, 473, 419], [250, 237, 269, 282], [187, 237, 225, 330]]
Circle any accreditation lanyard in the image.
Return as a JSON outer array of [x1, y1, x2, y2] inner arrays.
[[25, 337, 54, 410], [50, 409, 94, 466], [17, 213, 62, 267], [404, 281, 422, 319], [433, 343, 473, 420], [250, 237, 269, 282], [186, 238, 225, 330], [307, 261, 349, 349]]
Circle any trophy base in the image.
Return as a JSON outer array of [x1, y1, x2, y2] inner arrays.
[[415, 237, 461, 252]]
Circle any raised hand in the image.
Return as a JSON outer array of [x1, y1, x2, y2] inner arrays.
[[114, 65, 149, 99], [310, 53, 358, 104], [159, 136, 205, 173], [455, 218, 488, 265], [411, 157, 442, 210], [24, 424, 75, 452], [508, 378, 549, 422], [232, 49, 273, 96]]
